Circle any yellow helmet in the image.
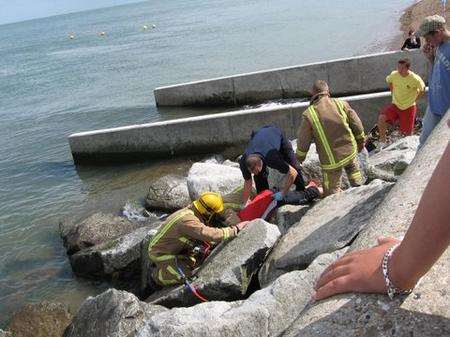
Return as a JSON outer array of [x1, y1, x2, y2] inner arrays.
[[193, 192, 224, 222]]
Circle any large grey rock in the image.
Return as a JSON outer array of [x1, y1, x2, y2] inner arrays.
[[137, 250, 344, 337], [281, 111, 450, 337], [60, 213, 148, 255], [145, 175, 190, 212], [147, 219, 281, 307], [8, 301, 72, 337], [275, 204, 310, 234], [187, 162, 244, 200], [69, 224, 160, 280], [63, 289, 167, 337], [259, 180, 393, 287], [368, 135, 419, 181], [0, 330, 11, 337]]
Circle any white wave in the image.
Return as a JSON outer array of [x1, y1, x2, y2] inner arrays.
[[122, 201, 166, 222]]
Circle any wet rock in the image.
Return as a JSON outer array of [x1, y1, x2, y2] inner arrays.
[[145, 175, 190, 212], [275, 204, 310, 234], [61, 213, 149, 255], [8, 301, 72, 337], [69, 224, 160, 282], [146, 219, 281, 307], [63, 289, 167, 337], [259, 180, 393, 287], [367, 135, 419, 181], [281, 112, 450, 337], [187, 162, 244, 200]]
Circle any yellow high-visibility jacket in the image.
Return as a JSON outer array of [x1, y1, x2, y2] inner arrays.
[[296, 95, 365, 170], [148, 207, 237, 263]]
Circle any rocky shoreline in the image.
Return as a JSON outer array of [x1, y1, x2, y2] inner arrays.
[[1, 3, 449, 335], [1, 109, 449, 336], [396, 0, 450, 47]]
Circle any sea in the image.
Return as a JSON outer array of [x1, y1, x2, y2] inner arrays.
[[0, 0, 413, 327]]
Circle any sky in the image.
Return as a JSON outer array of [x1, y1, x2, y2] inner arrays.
[[0, 0, 144, 25]]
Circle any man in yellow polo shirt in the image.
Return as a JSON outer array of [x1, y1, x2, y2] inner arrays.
[[377, 58, 425, 146]]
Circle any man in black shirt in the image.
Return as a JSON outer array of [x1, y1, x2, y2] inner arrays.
[[239, 125, 306, 205], [401, 29, 421, 50]]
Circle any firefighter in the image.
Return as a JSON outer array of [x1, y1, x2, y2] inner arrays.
[[148, 192, 248, 287], [296, 80, 366, 196]]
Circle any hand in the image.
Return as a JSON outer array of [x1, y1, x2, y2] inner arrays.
[[313, 237, 400, 301], [422, 43, 435, 62], [357, 139, 366, 152], [236, 221, 249, 231], [273, 192, 284, 201]]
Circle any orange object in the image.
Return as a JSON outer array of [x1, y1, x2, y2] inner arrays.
[[238, 190, 275, 221]]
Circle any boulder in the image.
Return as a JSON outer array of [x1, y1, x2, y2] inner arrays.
[[60, 213, 150, 255], [146, 219, 281, 307], [69, 224, 160, 282], [281, 111, 450, 337], [137, 250, 345, 337], [62, 289, 167, 337], [275, 204, 310, 234], [367, 135, 419, 181], [186, 162, 243, 200], [259, 179, 393, 287], [8, 301, 72, 337], [145, 175, 191, 212]]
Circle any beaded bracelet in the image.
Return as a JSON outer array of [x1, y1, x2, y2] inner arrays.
[[381, 244, 413, 299]]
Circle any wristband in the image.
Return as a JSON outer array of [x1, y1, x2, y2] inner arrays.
[[381, 244, 414, 299]]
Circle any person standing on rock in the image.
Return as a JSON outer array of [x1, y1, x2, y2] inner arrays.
[[239, 125, 308, 205], [296, 80, 366, 197], [418, 15, 450, 149], [377, 58, 425, 147], [148, 192, 248, 287]]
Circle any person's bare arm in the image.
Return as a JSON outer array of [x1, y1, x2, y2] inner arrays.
[[242, 179, 253, 206], [389, 143, 450, 290], [416, 90, 425, 101], [280, 165, 298, 197], [313, 143, 450, 300]]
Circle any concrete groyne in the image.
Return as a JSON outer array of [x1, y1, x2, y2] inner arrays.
[[154, 50, 428, 107], [69, 91, 427, 164]]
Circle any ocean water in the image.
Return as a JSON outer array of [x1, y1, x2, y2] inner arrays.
[[0, 0, 412, 326]]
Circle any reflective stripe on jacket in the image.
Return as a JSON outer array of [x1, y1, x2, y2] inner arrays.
[[296, 95, 365, 170], [148, 207, 237, 263]]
